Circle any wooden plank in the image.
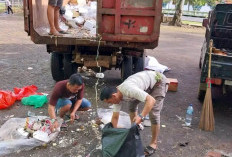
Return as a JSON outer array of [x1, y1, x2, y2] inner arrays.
[[84, 60, 110, 68]]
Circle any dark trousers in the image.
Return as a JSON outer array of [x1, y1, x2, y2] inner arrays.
[[7, 6, 13, 14]]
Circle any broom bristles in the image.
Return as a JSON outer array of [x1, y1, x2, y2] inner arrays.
[[199, 86, 215, 131]]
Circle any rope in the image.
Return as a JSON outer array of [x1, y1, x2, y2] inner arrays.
[[94, 35, 102, 116]]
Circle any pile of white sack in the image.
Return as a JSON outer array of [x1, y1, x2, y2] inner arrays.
[[60, 0, 97, 37]]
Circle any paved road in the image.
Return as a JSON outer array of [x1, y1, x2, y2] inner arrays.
[[165, 14, 205, 22]]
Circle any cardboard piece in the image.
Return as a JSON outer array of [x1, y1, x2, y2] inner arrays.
[[168, 78, 178, 92]]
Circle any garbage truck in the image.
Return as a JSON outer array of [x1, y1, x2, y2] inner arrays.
[[23, 0, 163, 81], [198, 4, 232, 100]]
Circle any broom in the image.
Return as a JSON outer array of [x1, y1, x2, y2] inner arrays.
[[199, 39, 215, 131]]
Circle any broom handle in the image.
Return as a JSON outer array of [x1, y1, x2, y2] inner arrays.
[[208, 40, 213, 79]]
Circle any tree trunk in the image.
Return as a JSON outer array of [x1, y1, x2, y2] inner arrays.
[[169, 0, 185, 26]]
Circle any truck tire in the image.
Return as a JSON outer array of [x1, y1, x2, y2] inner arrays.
[[63, 54, 77, 79], [51, 52, 64, 81], [121, 55, 133, 81], [133, 56, 144, 74]]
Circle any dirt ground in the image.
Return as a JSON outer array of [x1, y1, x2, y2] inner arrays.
[[0, 15, 232, 157]]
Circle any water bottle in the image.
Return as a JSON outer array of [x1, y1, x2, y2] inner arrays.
[[185, 104, 193, 126]]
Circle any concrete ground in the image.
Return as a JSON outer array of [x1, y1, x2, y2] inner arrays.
[[0, 15, 232, 157]]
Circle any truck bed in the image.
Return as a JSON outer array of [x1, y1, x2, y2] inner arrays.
[[24, 0, 162, 48]]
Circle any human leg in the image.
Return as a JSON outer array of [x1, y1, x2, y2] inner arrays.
[[7, 6, 10, 14], [54, 0, 64, 32], [148, 96, 164, 148], [77, 98, 91, 111], [56, 98, 72, 118], [47, 0, 60, 35], [54, 6, 61, 32], [9, 6, 13, 14]]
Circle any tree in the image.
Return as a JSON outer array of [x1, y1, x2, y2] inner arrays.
[[169, 0, 185, 26]]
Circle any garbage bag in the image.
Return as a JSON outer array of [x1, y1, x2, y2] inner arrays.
[[14, 85, 41, 100], [21, 95, 48, 108], [0, 90, 16, 109], [102, 123, 144, 157]]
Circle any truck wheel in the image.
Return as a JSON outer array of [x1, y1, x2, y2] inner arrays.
[[63, 54, 77, 79], [51, 53, 64, 81], [121, 55, 133, 81], [133, 56, 144, 74]]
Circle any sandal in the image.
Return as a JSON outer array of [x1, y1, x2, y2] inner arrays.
[[66, 114, 80, 120], [61, 122, 68, 128], [59, 30, 69, 34], [144, 146, 156, 156]]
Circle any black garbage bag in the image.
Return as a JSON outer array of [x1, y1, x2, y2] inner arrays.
[[102, 123, 144, 157]]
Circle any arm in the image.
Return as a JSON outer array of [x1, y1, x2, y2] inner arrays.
[[134, 95, 156, 124], [48, 104, 59, 131], [70, 99, 82, 122], [111, 112, 119, 128]]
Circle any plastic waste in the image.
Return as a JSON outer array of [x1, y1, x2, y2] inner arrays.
[[185, 104, 193, 126], [27, 111, 36, 117], [0, 116, 62, 156], [0, 90, 16, 109], [21, 95, 48, 108], [14, 85, 42, 100], [97, 108, 131, 129]]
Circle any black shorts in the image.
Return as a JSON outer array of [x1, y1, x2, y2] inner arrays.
[[48, 0, 63, 7]]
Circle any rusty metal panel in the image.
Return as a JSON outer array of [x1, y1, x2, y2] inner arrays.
[[102, 15, 115, 33], [98, 0, 162, 46], [120, 16, 154, 35]]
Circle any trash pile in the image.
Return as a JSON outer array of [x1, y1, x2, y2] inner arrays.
[[61, 0, 97, 38], [0, 85, 46, 110], [0, 116, 62, 156]]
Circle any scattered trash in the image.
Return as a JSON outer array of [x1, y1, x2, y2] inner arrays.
[[178, 142, 189, 147], [176, 115, 185, 122], [27, 67, 33, 70], [9, 115, 14, 118], [28, 111, 36, 117], [161, 125, 166, 128], [143, 119, 151, 127], [95, 73, 104, 79], [144, 56, 170, 73], [61, 1, 97, 38], [52, 143, 57, 146]]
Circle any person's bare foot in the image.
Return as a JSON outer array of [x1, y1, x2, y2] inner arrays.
[[49, 29, 62, 36]]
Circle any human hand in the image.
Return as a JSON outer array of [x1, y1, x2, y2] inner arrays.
[[70, 112, 75, 123], [133, 116, 142, 125], [50, 121, 59, 132]]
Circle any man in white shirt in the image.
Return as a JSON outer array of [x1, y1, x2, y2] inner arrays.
[[5, 0, 13, 14], [100, 70, 169, 156]]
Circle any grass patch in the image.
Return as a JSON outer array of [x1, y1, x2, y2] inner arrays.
[[0, 3, 23, 14], [182, 20, 202, 26]]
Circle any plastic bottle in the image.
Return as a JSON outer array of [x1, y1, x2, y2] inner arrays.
[[185, 104, 193, 126]]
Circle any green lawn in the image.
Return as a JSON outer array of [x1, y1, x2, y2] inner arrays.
[[182, 20, 202, 27], [0, 3, 23, 14]]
